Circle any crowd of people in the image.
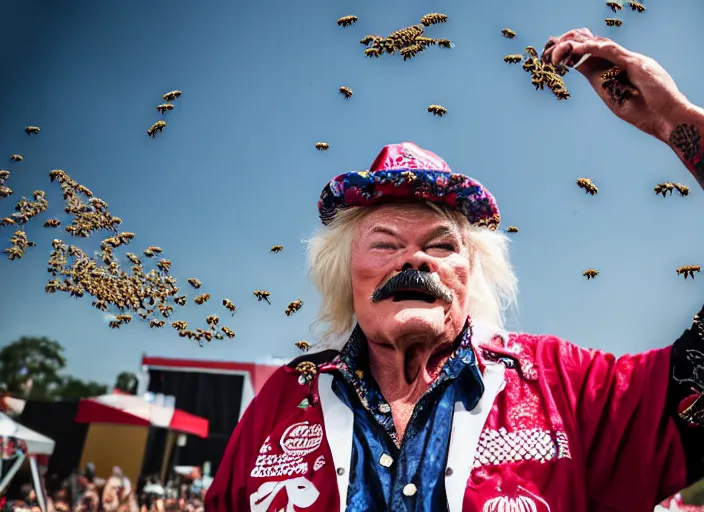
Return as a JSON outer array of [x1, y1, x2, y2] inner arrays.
[[1, 464, 206, 512]]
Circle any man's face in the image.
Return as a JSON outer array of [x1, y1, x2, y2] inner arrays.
[[350, 203, 471, 346]]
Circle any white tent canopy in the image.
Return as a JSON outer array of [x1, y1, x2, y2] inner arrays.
[[0, 412, 55, 455]]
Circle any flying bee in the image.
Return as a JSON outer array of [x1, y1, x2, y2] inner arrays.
[[156, 103, 174, 114], [1, 217, 15, 226], [188, 277, 202, 289], [524, 46, 539, 58], [360, 34, 381, 45], [109, 320, 121, 329], [149, 319, 165, 328], [427, 104, 448, 117], [10, 155, 22, 162], [420, 12, 448, 26], [43, 219, 61, 228], [0, 170, 9, 181], [400, 44, 424, 61], [654, 182, 675, 197], [339, 86, 353, 99], [25, 126, 40, 135], [414, 36, 436, 48], [163, 90, 182, 101], [337, 15, 358, 27], [116, 314, 132, 324], [436, 39, 453, 49], [606, 0, 623, 12], [194, 293, 211, 305], [143, 248, 155, 258], [174, 295, 187, 306], [223, 298, 237, 315], [315, 142, 329, 151], [125, 252, 141, 265], [674, 183, 690, 197], [0, 186, 12, 199], [504, 54, 523, 64], [254, 290, 271, 304], [118, 232, 135, 244], [576, 178, 598, 195], [222, 326, 236, 338], [156, 258, 171, 273], [676, 265, 701, 279], [629, 1, 646, 12], [506, 226, 519, 233], [172, 320, 188, 330], [295, 340, 311, 352], [501, 28, 517, 39], [206, 315, 219, 327], [583, 269, 599, 280], [271, 245, 283, 253], [158, 304, 174, 317], [364, 47, 381, 58], [147, 120, 166, 138], [605, 18, 623, 27]]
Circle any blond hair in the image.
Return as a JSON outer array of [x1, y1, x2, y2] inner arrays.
[[304, 202, 518, 350]]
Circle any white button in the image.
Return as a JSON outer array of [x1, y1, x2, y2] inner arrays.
[[379, 454, 393, 467], [402, 483, 417, 496]]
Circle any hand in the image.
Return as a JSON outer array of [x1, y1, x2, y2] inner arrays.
[[542, 28, 690, 141]]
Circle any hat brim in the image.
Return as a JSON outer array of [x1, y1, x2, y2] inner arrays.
[[318, 169, 500, 229]]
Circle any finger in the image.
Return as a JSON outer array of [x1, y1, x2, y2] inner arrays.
[[551, 39, 636, 71]]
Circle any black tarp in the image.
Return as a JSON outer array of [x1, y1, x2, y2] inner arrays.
[[143, 369, 244, 475], [18, 400, 88, 487]]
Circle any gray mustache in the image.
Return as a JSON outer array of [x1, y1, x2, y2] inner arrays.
[[370, 269, 453, 303]]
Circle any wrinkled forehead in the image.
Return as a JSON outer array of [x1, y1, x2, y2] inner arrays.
[[357, 202, 465, 240]]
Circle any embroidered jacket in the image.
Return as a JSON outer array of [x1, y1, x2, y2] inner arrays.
[[206, 310, 704, 512]]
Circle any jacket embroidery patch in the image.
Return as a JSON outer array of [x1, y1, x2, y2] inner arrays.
[[473, 427, 571, 468]]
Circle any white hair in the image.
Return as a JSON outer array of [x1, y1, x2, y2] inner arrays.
[[304, 202, 518, 350]]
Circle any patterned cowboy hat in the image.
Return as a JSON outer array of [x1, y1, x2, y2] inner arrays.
[[317, 142, 500, 229]]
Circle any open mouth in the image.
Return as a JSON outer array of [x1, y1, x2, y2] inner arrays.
[[392, 290, 437, 303]]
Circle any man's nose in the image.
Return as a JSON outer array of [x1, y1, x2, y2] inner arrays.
[[401, 262, 431, 272]]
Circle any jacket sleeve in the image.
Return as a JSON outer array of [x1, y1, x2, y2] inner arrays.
[[666, 305, 704, 486], [204, 367, 287, 512], [554, 339, 687, 509]]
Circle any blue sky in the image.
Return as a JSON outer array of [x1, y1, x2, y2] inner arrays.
[[1, 0, 704, 385]]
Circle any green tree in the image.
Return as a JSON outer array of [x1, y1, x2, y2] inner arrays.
[[114, 371, 139, 394], [0, 336, 66, 400], [52, 376, 108, 400]]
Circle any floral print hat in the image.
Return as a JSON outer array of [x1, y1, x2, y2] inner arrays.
[[317, 142, 501, 229]]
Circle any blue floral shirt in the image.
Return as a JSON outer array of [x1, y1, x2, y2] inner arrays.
[[329, 321, 485, 511]]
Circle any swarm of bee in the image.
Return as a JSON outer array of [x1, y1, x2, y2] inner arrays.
[[600, 67, 637, 105], [605, 18, 623, 27], [10, 155, 23, 162], [254, 290, 271, 304], [420, 13, 448, 26], [583, 269, 599, 280], [606, 0, 622, 13], [1, 190, 49, 258], [576, 178, 599, 195], [38, 170, 237, 345], [629, 1, 646, 12], [337, 15, 358, 28], [147, 120, 166, 138], [501, 28, 517, 39], [270, 245, 283, 253], [285, 299, 303, 316], [676, 265, 701, 279], [156, 104, 174, 114], [339, 86, 353, 99], [504, 54, 523, 64], [360, 16, 452, 62], [315, 142, 329, 151], [3, 230, 36, 261], [519, 47, 570, 100], [427, 104, 448, 117], [295, 340, 310, 352], [25, 126, 40, 136], [506, 226, 519, 233], [674, 183, 690, 197], [163, 90, 182, 102]]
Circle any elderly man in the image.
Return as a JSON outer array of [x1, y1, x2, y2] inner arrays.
[[206, 29, 704, 511]]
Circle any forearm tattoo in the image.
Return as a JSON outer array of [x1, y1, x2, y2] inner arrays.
[[669, 123, 704, 185]]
